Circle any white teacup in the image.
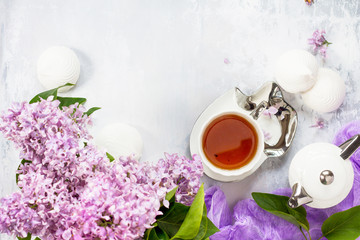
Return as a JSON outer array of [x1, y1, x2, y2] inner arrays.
[[198, 111, 265, 182], [190, 82, 297, 182]]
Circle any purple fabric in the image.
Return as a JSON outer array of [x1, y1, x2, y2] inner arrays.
[[205, 186, 232, 229], [333, 121, 360, 207], [205, 121, 360, 240]]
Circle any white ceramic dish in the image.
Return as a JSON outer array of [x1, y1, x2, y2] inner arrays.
[[190, 82, 298, 182]]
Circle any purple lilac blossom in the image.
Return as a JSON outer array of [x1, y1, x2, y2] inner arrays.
[[155, 153, 203, 206], [305, 0, 314, 6], [262, 104, 285, 120], [206, 120, 360, 240], [262, 106, 278, 118], [0, 98, 203, 240], [310, 119, 326, 129], [308, 30, 331, 58]]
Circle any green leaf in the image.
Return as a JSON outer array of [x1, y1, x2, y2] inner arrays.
[[252, 192, 309, 231], [17, 233, 31, 240], [57, 97, 87, 109], [146, 228, 170, 240], [154, 228, 170, 240], [160, 186, 178, 208], [83, 107, 101, 116], [165, 187, 178, 202], [144, 228, 151, 240], [170, 184, 205, 239], [29, 83, 75, 103], [16, 159, 32, 185], [193, 206, 208, 240], [204, 217, 220, 239], [321, 205, 360, 240], [146, 228, 158, 240], [193, 205, 220, 240], [106, 152, 115, 162], [157, 202, 190, 237], [151, 184, 218, 240], [17, 233, 42, 240]]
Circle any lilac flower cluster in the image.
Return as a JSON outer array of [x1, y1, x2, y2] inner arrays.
[[308, 30, 332, 58], [0, 98, 203, 240], [155, 153, 203, 206], [310, 118, 326, 129], [305, 0, 314, 6], [262, 104, 285, 121], [262, 106, 278, 118]]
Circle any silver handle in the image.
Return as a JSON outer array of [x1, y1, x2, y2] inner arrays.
[[250, 101, 268, 120], [236, 82, 298, 158], [339, 134, 360, 160]]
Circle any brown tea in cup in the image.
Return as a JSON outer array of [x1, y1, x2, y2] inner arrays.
[[202, 114, 258, 170]]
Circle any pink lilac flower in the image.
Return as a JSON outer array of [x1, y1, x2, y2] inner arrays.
[[224, 58, 230, 64], [310, 119, 326, 129], [155, 153, 203, 205], [305, 0, 314, 6], [71, 156, 163, 239], [262, 105, 285, 120], [262, 106, 278, 118], [0, 98, 203, 239], [308, 30, 332, 58]]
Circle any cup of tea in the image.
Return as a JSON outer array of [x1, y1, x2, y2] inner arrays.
[[200, 111, 265, 181], [190, 82, 297, 182]]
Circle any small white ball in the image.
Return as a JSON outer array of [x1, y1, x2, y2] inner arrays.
[[94, 123, 144, 161], [275, 49, 319, 93], [301, 68, 346, 113], [37, 46, 80, 92]]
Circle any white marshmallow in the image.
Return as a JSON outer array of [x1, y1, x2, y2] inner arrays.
[[275, 49, 319, 93], [301, 68, 346, 113], [94, 123, 143, 161], [37, 46, 80, 92]]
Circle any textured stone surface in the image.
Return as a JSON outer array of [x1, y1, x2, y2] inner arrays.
[[1, 0, 360, 238]]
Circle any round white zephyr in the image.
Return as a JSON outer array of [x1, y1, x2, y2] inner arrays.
[[37, 46, 80, 92], [275, 49, 319, 93], [301, 68, 346, 113], [94, 123, 143, 161]]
